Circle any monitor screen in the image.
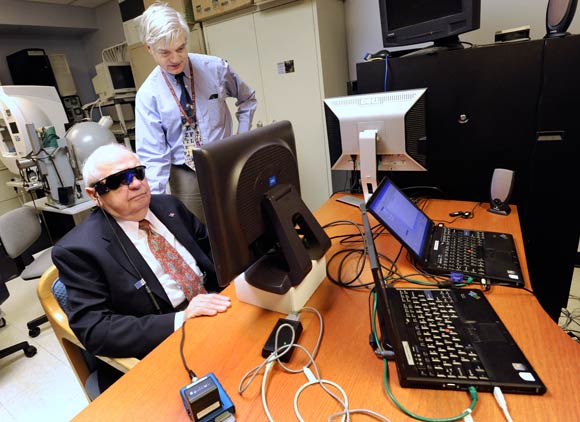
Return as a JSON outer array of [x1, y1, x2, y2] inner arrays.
[[386, 1, 462, 31], [378, 0, 481, 48], [324, 88, 427, 199], [366, 178, 430, 257], [192, 120, 330, 294], [109, 65, 136, 90]]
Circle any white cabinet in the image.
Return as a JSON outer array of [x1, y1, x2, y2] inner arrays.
[[203, 14, 267, 130], [203, 0, 348, 211]]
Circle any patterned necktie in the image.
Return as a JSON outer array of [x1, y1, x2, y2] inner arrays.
[[139, 219, 206, 301], [175, 72, 193, 119]]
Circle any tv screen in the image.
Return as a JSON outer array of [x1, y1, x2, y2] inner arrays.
[[192, 120, 330, 294], [378, 0, 481, 49]]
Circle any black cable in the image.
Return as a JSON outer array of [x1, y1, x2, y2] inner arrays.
[[100, 206, 163, 314], [46, 154, 66, 187], [401, 185, 449, 199], [180, 319, 197, 381], [323, 219, 399, 289]]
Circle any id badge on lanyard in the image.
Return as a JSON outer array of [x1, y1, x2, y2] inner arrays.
[[183, 121, 202, 168]]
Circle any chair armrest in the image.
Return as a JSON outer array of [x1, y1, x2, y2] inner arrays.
[[97, 356, 140, 373]]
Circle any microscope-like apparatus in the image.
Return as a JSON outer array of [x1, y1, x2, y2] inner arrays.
[[0, 85, 116, 208]]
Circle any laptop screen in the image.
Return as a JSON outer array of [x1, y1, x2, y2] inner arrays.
[[367, 179, 430, 257]]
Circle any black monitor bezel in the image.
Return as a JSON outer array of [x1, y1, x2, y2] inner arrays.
[[378, 0, 481, 48], [192, 120, 330, 293]]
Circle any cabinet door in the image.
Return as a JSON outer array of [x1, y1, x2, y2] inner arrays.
[[203, 13, 269, 132], [254, 1, 332, 210]]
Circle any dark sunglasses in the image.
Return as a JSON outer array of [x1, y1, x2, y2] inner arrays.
[[92, 165, 146, 195]]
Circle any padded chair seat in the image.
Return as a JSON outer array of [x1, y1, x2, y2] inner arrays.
[[21, 248, 53, 280]]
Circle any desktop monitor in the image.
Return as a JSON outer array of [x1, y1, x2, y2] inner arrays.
[[92, 62, 136, 101], [324, 88, 427, 200], [192, 120, 331, 295], [378, 0, 481, 50]]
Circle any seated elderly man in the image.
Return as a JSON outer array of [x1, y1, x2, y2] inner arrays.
[[52, 143, 230, 391]]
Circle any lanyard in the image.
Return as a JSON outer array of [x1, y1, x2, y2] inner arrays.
[[161, 58, 197, 127]]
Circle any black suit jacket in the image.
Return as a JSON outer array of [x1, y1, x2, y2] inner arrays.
[[52, 194, 218, 359]]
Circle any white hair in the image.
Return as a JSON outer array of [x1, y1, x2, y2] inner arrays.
[[139, 1, 189, 48], [82, 143, 140, 187]]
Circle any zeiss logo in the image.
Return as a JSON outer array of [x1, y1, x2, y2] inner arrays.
[[268, 175, 277, 187], [359, 97, 382, 105]]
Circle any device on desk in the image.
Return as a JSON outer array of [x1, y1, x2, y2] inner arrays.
[[487, 168, 515, 216], [180, 373, 235, 422], [360, 203, 546, 394], [192, 121, 330, 299], [366, 177, 524, 287], [0, 85, 68, 175], [384, 287, 546, 394], [0, 85, 117, 208], [377, 0, 481, 54], [324, 88, 427, 201]]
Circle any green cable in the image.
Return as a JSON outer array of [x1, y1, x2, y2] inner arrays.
[[371, 293, 479, 421]]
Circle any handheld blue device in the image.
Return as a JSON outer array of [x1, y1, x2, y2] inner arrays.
[[180, 372, 235, 422]]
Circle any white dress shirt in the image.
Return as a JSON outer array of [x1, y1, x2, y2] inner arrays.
[[116, 210, 203, 329]]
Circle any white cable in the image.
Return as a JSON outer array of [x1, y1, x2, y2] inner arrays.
[[261, 361, 275, 422], [238, 306, 392, 422], [294, 376, 348, 422], [493, 386, 513, 422], [328, 409, 392, 422], [276, 307, 324, 374]]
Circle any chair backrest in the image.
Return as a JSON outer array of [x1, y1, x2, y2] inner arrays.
[[37, 265, 95, 401], [37, 265, 139, 401], [0, 207, 42, 259]]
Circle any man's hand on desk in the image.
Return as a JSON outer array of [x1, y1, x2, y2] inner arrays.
[[183, 293, 231, 320]]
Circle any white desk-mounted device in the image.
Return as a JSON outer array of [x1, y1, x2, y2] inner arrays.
[[324, 88, 428, 201]]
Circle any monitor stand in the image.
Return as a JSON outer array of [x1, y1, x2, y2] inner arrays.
[[359, 129, 378, 201], [233, 257, 327, 314]]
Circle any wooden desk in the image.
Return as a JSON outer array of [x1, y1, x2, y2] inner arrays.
[[73, 195, 580, 421]]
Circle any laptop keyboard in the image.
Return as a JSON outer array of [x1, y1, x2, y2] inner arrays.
[[436, 228, 486, 276], [400, 289, 490, 381]]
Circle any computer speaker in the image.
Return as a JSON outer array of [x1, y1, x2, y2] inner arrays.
[[546, 0, 578, 37], [488, 168, 514, 216]]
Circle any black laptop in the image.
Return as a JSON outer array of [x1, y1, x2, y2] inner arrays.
[[360, 204, 546, 395], [366, 177, 524, 287]]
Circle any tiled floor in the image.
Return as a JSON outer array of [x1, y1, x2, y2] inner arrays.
[[1, 263, 579, 421], [0, 270, 88, 422]]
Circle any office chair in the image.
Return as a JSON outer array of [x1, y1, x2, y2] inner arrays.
[[37, 265, 139, 401], [1, 278, 37, 359], [0, 206, 52, 337]]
